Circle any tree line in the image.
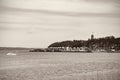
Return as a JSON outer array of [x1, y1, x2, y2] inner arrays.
[[48, 36, 120, 51]]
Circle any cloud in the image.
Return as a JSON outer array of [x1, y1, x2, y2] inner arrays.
[[0, 0, 120, 48], [1, 0, 120, 14], [0, 6, 120, 19]]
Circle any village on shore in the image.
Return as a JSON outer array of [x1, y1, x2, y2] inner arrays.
[[30, 34, 120, 53]]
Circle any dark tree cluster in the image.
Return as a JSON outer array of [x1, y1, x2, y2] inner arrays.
[[48, 36, 120, 51], [48, 40, 86, 48]]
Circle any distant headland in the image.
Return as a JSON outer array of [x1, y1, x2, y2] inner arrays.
[[30, 34, 120, 53]]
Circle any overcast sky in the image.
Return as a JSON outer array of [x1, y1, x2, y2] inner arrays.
[[0, 0, 120, 48]]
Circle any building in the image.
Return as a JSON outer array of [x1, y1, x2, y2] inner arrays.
[[91, 33, 94, 40]]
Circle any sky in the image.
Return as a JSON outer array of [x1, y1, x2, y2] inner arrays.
[[0, 0, 120, 48]]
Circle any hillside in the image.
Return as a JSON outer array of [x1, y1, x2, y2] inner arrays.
[[48, 36, 120, 52]]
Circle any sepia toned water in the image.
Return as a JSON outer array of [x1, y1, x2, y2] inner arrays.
[[0, 52, 120, 80]]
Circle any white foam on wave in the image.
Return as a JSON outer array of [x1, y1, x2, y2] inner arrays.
[[6, 53, 16, 56]]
